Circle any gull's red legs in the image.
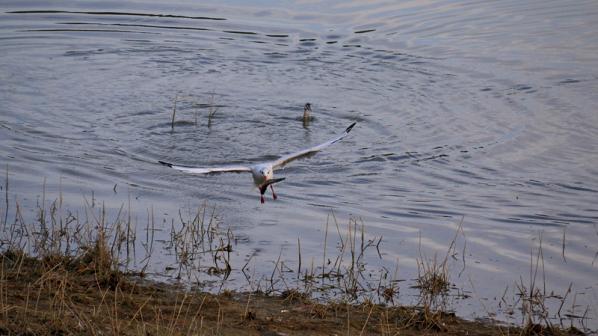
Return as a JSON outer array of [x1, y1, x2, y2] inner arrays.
[[259, 177, 285, 204]]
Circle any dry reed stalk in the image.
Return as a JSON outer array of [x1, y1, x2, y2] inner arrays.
[[3, 165, 8, 230], [243, 293, 252, 320], [346, 302, 351, 336], [171, 94, 178, 131], [322, 213, 329, 280], [0, 257, 5, 320], [207, 92, 219, 128], [187, 294, 208, 336], [359, 302, 375, 336], [127, 294, 153, 327], [109, 282, 120, 335], [167, 293, 188, 335], [216, 303, 223, 334], [297, 236, 302, 279], [562, 227, 567, 263]]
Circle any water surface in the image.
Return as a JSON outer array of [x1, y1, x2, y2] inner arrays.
[[1, 0, 598, 328]]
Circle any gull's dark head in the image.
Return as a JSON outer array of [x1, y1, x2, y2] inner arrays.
[[303, 103, 312, 123], [304, 103, 312, 112]]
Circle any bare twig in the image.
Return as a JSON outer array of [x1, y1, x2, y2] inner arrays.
[[171, 94, 178, 131]]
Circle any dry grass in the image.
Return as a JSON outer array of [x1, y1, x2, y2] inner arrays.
[[170, 91, 220, 130], [0, 253, 530, 336], [514, 235, 589, 336], [0, 176, 593, 335], [0, 229, 588, 336]]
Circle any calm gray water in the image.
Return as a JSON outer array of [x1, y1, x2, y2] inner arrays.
[[1, 0, 598, 329]]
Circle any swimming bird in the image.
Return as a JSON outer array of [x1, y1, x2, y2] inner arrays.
[[303, 103, 312, 122], [159, 122, 356, 203]]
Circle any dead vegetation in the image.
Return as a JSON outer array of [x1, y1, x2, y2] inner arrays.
[[0, 176, 593, 335], [0, 249, 529, 336], [170, 91, 220, 131], [515, 235, 589, 336]]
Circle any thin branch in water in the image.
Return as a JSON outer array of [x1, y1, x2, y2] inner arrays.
[[3, 165, 8, 230], [561, 227, 567, 263], [207, 91, 219, 128], [171, 94, 179, 131], [322, 213, 329, 281], [297, 237, 302, 279]]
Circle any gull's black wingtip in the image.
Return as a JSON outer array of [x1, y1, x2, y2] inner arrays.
[[158, 160, 173, 168], [345, 122, 357, 133]]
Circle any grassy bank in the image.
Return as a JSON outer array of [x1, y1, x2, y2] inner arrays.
[[0, 232, 589, 335], [2, 248, 580, 336], [0, 182, 591, 335]]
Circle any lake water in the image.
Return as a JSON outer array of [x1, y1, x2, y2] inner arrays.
[[1, 0, 598, 330]]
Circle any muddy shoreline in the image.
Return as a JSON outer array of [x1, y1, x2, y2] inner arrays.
[[0, 249, 585, 336]]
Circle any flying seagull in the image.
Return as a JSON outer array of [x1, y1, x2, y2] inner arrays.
[[159, 122, 356, 203]]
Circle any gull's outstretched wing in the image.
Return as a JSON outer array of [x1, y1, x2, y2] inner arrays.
[[272, 122, 356, 170], [159, 161, 252, 174]]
